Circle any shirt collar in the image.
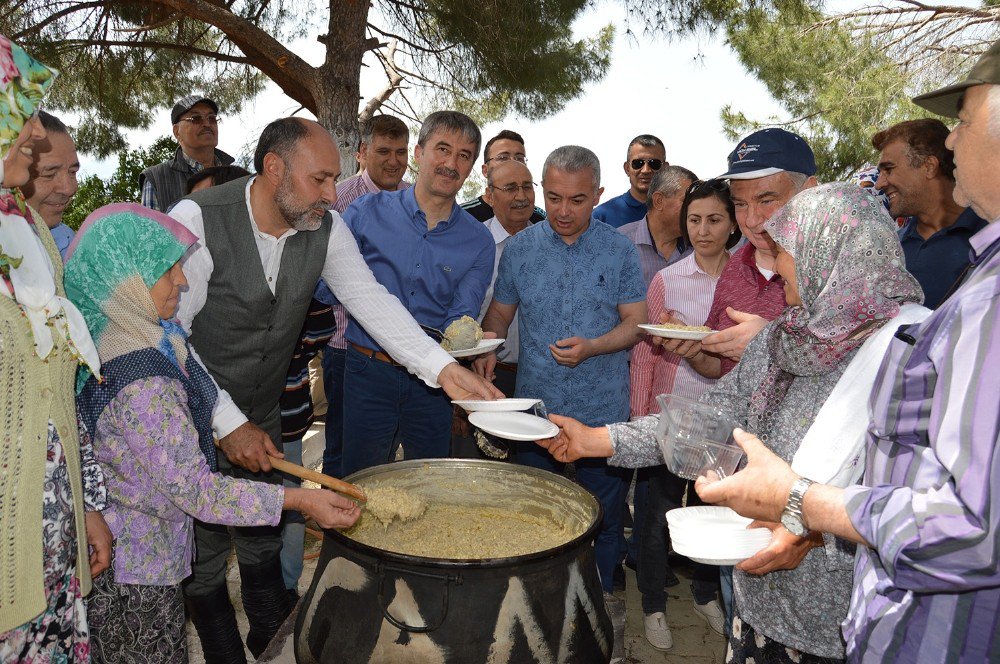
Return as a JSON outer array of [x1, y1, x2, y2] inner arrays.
[[544, 217, 596, 246], [970, 218, 1000, 262], [401, 186, 464, 230], [627, 216, 655, 247], [624, 191, 645, 210], [485, 216, 513, 245], [901, 207, 985, 241], [245, 175, 297, 241], [180, 149, 213, 172], [360, 168, 410, 193]]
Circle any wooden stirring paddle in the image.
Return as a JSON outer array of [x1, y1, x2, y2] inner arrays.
[[268, 456, 367, 502]]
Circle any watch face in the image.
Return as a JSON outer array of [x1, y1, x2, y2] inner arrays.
[[781, 511, 806, 537]]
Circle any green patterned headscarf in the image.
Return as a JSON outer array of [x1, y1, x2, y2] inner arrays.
[[64, 203, 197, 391], [0, 34, 57, 155]]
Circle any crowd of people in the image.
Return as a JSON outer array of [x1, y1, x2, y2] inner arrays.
[[1, 28, 999, 664]]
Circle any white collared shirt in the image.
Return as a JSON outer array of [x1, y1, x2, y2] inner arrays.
[[172, 177, 453, 438], [481, 216, 522, 363]]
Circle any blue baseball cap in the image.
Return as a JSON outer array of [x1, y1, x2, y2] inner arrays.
[[720, 128, 817, 180]]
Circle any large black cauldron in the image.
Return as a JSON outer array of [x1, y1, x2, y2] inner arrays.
[[295, 459, 612, 663]]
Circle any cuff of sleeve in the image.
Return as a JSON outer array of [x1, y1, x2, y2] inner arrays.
[[843, 484, 877, 545], [421, 345, 455, 389], [213, 410, 249, 441]]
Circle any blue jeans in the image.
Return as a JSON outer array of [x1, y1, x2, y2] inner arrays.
[[516, 442, 627, 593], [720, 565, 734, 638], [321, 348, 346, 478], [279, 439, 305, 591], [341, 346, 453, 476]]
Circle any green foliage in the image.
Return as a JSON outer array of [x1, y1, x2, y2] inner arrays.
[[2, 0, 613, 158], [63, 136, 177, 229]]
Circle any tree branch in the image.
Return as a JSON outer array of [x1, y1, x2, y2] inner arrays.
[[12, 1, 107, 41], [52, 38, 252, 64]]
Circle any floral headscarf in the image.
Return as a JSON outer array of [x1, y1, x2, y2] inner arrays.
[[64, 203, 197, 391], [0, 34, 57, 158], [748, 182, 923, 426], [0, 34, 100, 378]]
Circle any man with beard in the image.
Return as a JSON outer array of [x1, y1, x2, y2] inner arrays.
[[872, 119, 986, 308], [593, 134, 667, 229], [169, 117, 500, 661], [340, 110, 495, 475], [21, 111, 78, 259], [140, 95, 235, 212]]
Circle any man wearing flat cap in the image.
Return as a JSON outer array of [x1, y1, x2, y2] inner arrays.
[[695, 39, 1000, 662], [140, 95, 234, 212]]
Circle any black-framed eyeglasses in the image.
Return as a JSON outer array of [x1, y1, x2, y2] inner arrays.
[[178, 114, 221, 126], [630, 158, 663, 171], [485, 153, 527, 164], [490, 182, 536, 195]]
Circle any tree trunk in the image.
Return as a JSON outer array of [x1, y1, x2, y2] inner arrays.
[[315, 0, 371, 178]]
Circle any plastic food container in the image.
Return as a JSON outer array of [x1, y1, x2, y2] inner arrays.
[[654, 394, 744, 480]]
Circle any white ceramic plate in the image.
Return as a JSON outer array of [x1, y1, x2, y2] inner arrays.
[[638, 324, 715, 341], [468, 411, 559, 441], [447, 338, 505, 358], [452, 398, 541, 413]]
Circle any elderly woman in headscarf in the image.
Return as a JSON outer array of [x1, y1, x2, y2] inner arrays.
[[538, 183, 927, 662], [66, 203, 361, 662], [0, 35, 111, 662]]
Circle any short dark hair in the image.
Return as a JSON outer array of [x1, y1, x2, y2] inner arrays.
[[254, 117, 311, 173], [680, 179, 741, 250], [185, 165, 252, 194], [37, 110, 69, 135], [627, 134, 665, 157], [871, 119, 955, 180], [360, 114, 408, 147], [417, 110, 482, 160], [484, 130, 526, 161]]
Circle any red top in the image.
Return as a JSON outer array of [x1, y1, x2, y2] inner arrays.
[[703, 243, 787, 375]]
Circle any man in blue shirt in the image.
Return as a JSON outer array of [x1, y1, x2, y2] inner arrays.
[[476, 145, 647, 611], [22, 111, 78, 260], [341, 111, 495, 475], [593, 134, 667, 229], [872, 119, 987, 308]]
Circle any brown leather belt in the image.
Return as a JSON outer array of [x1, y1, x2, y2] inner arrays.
[[350, 343, 402, 367], [496, 361, 518, 373]]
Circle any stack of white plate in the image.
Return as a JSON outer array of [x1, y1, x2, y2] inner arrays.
[[666, 506, 773, 565]]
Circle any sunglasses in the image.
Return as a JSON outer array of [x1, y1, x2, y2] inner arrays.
[[687, 178, 730, 194], [630, 158, 663, 171], [178, 114, 221, 126]]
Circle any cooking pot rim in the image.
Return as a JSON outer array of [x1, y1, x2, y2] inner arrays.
[[328, 459, 605, 568]]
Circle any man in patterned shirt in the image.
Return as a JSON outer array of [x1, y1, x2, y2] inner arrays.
[[476, 145, 646, 660], [698, 42, 1000, 663]]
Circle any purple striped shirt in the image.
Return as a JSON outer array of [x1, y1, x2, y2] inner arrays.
[[842, 219, 1000, 663], [326, 170, 412, 349]]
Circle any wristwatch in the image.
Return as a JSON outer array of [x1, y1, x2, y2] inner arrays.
[[780, 477, 815, 537]]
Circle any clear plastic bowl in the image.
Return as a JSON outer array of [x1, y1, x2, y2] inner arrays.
[[654, 394, 744, 480]]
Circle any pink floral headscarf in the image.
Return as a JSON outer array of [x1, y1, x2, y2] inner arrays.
[[748, 182, 923, 428]]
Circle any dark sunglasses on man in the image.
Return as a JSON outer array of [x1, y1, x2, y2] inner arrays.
[[630, 158, 663, 171]]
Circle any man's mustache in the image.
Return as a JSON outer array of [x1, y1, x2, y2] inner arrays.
[[435, 166, 459, 179], [510, 199, 531, 209]]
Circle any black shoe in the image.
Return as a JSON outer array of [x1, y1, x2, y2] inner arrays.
[[186, 585, 248, 664], [624, 556, 637, 571], [240, 556, 293, 659]]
